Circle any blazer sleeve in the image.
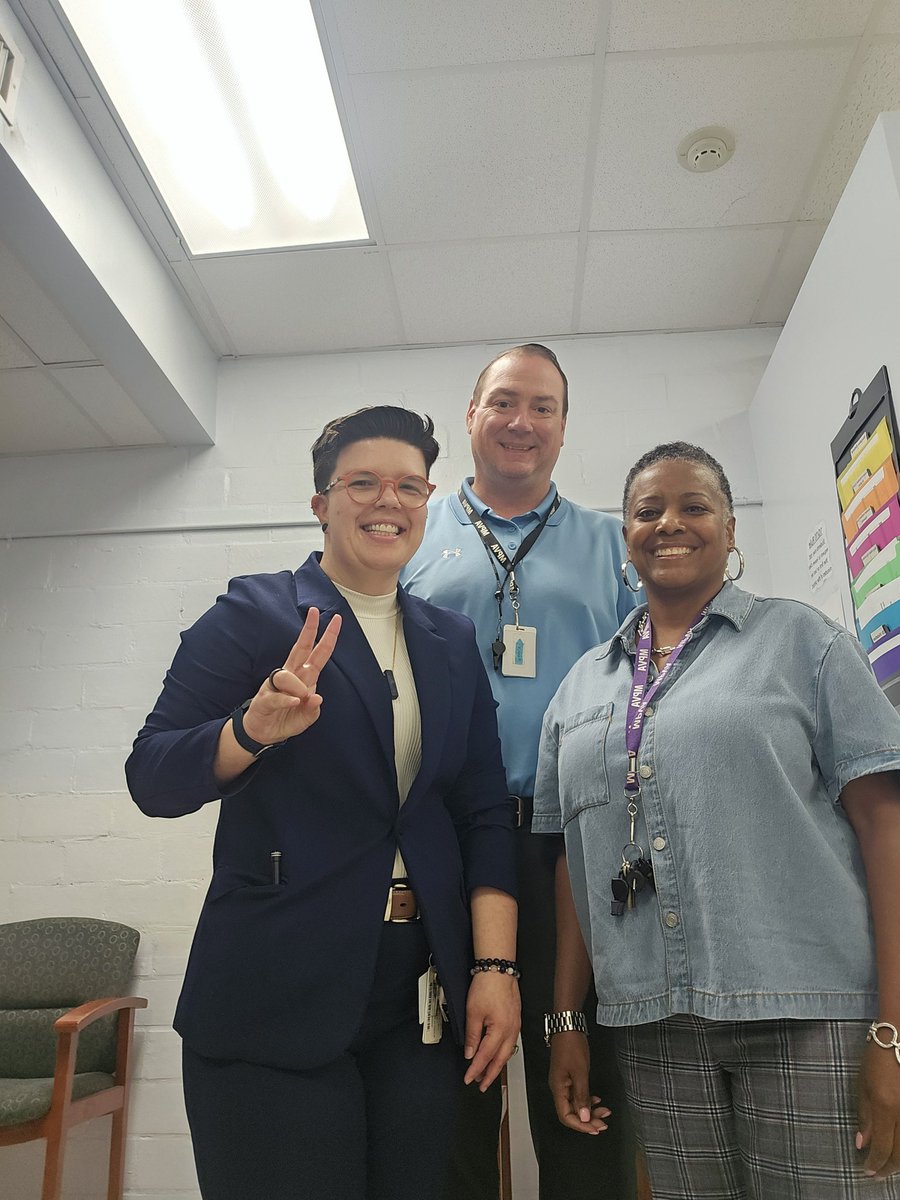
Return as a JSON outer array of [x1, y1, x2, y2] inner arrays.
[[125, 575, 276, 818], [440, 620, 517, 900]]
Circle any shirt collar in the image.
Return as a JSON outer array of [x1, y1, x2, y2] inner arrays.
[[600, 581, 755, 659], [459, 476, 559, 523]]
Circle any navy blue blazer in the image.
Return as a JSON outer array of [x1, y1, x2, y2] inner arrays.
[[126, 554, 516, 1071]]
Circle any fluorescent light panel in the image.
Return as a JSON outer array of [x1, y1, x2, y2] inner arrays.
[[60, 0, 369, 254]]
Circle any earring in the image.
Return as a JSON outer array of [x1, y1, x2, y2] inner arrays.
[[725, 546, 745, 581], [620, 559, 642, 593], [321, 523, 328, 533]]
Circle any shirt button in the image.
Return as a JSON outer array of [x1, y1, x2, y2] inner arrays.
[[644, 705, 653, 717], [639, 765, 653, 779], [664, 912, 679, 929], [652, 836, 666, 852], [508, 542, 516, 550]]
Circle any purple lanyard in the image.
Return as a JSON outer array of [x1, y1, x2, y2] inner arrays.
[[624, 607, 708, 796]]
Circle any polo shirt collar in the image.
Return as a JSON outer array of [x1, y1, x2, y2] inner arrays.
[[452, 477, 561, 525]]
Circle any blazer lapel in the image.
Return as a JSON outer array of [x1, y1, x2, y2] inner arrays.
[[399, 590, 450, 804], [293, 555, 396, 772]]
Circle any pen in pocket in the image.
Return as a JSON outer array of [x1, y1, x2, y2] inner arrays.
[[270, 850, 282, 885]]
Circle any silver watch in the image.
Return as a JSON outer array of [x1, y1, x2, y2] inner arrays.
[[544, 1010, 587, 1046]]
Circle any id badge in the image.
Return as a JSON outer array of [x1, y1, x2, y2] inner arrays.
[[418, 963, 444, 1044], [501, 624, 537, 678]]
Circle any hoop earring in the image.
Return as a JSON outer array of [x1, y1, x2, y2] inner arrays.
[[725, 546, 745, 582], [321, 523, 328, 533], [620, 559, 642, 593]]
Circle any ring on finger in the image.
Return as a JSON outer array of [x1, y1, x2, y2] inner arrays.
[[267, 667, 285, 692]]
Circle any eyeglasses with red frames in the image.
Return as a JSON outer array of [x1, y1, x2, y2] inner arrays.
[[319, 470, 436, 510]]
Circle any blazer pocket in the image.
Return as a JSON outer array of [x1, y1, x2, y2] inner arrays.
[[206, 866, 286, 903], [557, 703, 614, 826]]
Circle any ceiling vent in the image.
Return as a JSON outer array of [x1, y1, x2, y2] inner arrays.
[[0, 26, 24, 127], [677, 126, 735, 173]]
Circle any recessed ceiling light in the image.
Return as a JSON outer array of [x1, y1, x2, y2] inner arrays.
[[58, 0, 370, 255], [677, 126, 735, 173]]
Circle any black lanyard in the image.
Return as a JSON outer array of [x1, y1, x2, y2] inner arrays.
[[457, 488, 561, 667]]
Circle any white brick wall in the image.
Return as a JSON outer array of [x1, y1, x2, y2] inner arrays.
[[0, 329, 778, 1199]]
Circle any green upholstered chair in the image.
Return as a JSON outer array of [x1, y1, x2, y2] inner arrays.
[[0, 917, 147, 1200]]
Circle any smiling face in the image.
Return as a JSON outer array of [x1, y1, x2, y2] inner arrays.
[[311, 438, 429, 594], [466, 351, 566, 510], [623, 458, 735, 608]]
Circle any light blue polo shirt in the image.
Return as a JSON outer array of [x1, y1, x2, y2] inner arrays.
[[534, 582, 900, 1026], [401, 479, 636, 796]]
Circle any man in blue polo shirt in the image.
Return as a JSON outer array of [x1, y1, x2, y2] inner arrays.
[[402, 344, 638, 1200]]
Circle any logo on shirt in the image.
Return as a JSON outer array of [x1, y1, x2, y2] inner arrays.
[[441, 548, 462, 558]]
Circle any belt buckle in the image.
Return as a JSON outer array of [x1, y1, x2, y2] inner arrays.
[[388, 882, 419, 923]]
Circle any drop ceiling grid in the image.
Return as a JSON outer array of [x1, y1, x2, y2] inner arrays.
[[589, 42, 857, 232], [800, 37, 900, 219], [0, 319, 37, 369], [193, 246, 404, 355], [753, 221, 828, 323], [0, 241, 97, 364], [0, 367, 113, 454], [578, 226, 786, 333], [51, 365, 166, 445], [348, 57, 595, 244], [607, 0, 876, 52], [387, 235, 580, 344], [330, 0, 604, 73]]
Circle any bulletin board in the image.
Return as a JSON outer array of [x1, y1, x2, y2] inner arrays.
[[831, 366, 900, 706]]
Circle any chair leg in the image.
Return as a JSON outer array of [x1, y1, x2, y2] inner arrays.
[[41, 1129, 67, 1200], [108, 1109, 128, 1200]]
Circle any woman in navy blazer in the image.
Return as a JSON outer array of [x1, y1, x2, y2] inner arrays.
[[126, 407, 520, 1200]]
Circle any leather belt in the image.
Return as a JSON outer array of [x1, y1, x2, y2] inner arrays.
[[385, 881, 419, 922], [512, 795, 534, 829]]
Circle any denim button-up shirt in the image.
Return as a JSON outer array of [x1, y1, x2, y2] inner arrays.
[[533, 582, 900, 1026]]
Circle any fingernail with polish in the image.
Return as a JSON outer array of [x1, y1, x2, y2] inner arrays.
[[855, 1131, 863, 1151]]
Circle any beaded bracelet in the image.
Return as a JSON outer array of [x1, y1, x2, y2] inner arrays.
[[470, 957, 521, 979], [867, 1021, 900, 1064]]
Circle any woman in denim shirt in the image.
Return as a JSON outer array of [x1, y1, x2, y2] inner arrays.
[[535, 442, 900, 1198]]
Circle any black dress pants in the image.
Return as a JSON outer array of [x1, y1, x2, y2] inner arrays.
[[447, 829, 636, 1200], [182, 922, 466, 1200]]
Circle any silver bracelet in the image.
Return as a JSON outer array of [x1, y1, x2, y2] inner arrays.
[[867, 1021, 900, 1064]]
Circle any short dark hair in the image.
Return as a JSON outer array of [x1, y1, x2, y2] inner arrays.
[[622, 442, 734, 516], [311, 406, 439, 494], [471, 343, 569, 417]]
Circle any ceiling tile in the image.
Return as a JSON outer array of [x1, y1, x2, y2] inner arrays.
[[51, 366, 166, 446], [876, 1, 900, 35], [351, 59, 593, 243], [608, 0, 874, 51], [800, 40, 900, 220], [0, 368, 110, 454], [0, 242, 96, 365], [579, 227, 784, 332], [389, 236, 579, 344], [753, 221, 827, 323], [590, 44, 855, 230], [193, 247, 402, 354], [0, 319, 34, 369], [332, 0, 601, 72]]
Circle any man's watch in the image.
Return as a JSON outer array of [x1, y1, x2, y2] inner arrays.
[[544, 1010, 588, 1046], [230, 699, 284, 757]]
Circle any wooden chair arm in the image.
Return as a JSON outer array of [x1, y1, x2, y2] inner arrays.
[[54, 996, 147, 1034]]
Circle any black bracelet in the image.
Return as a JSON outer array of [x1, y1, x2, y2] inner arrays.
[[470, 957, 521, 979]]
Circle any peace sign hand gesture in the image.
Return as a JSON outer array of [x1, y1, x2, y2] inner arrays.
[[214, 608, 342, 785], [242, 608, 343, 746]]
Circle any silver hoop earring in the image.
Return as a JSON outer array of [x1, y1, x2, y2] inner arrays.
[[620, 559, 642, 593], [725, 546, 745, 582]]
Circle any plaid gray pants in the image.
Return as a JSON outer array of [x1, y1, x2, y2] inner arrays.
[[614, 1014, 900, 1199]]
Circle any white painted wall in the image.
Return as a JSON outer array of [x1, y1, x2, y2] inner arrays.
[[749, 111, 900, 622], [0, 328, 776, 1199]]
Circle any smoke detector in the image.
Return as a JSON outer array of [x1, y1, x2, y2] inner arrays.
[[677, 126, 735, 173]]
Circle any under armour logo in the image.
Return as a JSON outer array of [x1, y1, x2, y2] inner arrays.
[[441, 548, 462, 558]]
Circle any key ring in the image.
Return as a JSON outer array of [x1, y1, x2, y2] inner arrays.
[[622, 841, 644, 865]]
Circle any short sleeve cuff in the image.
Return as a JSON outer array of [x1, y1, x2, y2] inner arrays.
[[531, 811, 563, 834], [830, 750, 900, 802]]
